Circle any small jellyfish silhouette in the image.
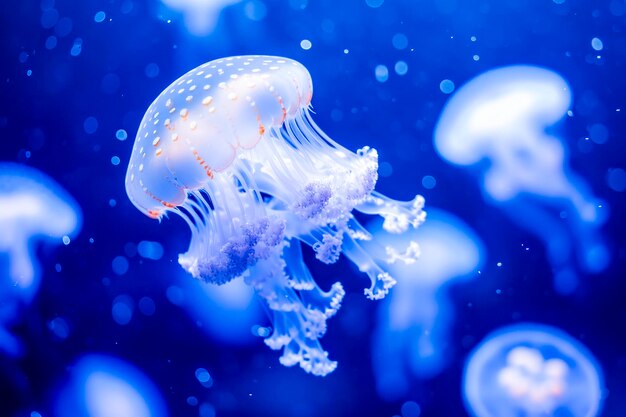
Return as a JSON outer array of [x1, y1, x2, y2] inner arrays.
[[368, 208, 485, 400], [54, 354, 168, 417], [160, 0, 241, 36], [463, 323, 605, 417], [125, 55, 425, 375], [0, 162, 81, 356], [434, 65, 609, 294]]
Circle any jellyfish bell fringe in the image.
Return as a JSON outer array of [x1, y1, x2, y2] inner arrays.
[[125, 55, 425, 375]]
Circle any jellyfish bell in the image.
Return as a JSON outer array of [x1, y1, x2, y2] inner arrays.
[[433, 65, 592, 214], [54, 354, 167, 417], [368, 209, 485, 398], [126, 55, 425, 375], [463, 323, 605, 417], [434, 65, 610, 288], [0, 162, 81, 291], [160, 0, 242, 36], [434, 65, 570, 167], [0, 162, 81, 355]]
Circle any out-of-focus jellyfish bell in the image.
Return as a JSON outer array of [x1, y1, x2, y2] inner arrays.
[[368, 208, 485, 400], [175, 273, 264, 345], [54, 354, 167, 417], [125, 55, 425, 375], [160, 0, 241, 36], [463, 323, 605, 417], [434, 65, 609, 294], [0, 162, 81, 356]]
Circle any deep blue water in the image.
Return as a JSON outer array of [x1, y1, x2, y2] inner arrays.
[[1, 0, 625, 416]]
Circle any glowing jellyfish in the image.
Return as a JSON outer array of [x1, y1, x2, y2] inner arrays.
[[125, 55, 425, 375], [55, 354, 167, 417], [369, 208, 485, 400], [160, 0, 241, 36], [175, 273, 264, 345], [0, 162, 81, 356], [434, 65, 609, 294], [463, 323, 605, 417]]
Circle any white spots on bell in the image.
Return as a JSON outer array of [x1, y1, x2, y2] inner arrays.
[[164, 119, 171, 128], [186, 95, 194, 103], [186, 79, 193, 85], [196, 70, 205, 76], [178, 88, 185, 94], [252, 68, 261, 73], [165, 99, 173, 109], [152, 137, 161, 147], [228, 92, 238, 101], [203, 84, 210, 91], [189, 85, 197, 92], [208, 107, 216, 113], [138, 164, 144, 172], [230, 74, 239, 79], [180, 108, 189, 119], [270, 66, 279, 71], [218, 82, 227, 89], [169, 107, 176, 114], [153, 119, 159, 126], [190, 121, 198, 130], [177, 79, 184, 86], [218, 68, 224, 75], [172, 133, 179, 142], [202, 96, 214, 106], [155, 148, 163, 157]]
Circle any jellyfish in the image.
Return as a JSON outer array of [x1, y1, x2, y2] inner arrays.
[[463, 323, 605, 417], [173, 272, 264, 346], [125, 55, 425, 375], [54, 354, 168, 417], [434, 65, 609, 294], [160, 0, 241, 36], [0, 162, 81, 356], [368, 208, 485, 400]]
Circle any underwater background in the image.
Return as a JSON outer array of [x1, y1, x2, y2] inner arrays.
[[1, 0, 626, 416]]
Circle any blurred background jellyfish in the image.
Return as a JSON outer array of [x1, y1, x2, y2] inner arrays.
[[125, 55, 425, 375], [434, 65, 610, 294], [463, 323, 604, 417], [0, 162, 81, 356], [368, 208, 485, 400], [160, 0, 241, 36], [54, 354, 168, 417], [172, 273, 264, 346]]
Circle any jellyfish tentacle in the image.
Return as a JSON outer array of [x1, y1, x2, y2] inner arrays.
[[340, 230, 397, 300], [246, 252, 339, 376], [356, 192, 426, 234]]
